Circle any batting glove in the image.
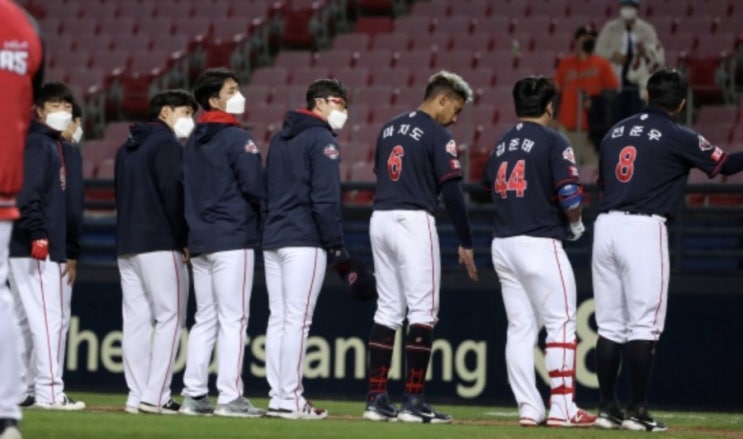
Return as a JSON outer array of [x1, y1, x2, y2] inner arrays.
[[31, 239, 49, 260], [567, 220, 585, 241]]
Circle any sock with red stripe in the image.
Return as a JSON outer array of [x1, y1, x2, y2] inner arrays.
[[404, 324, 433, 395], [545, 340, 577, 419], [596, 336, 625, 408], [368, 323, 396, 396], [627, 340, 657, 411]]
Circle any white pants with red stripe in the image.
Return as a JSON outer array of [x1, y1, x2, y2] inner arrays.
[[592, 211, 669, 343], [264, 247, 326, 412], [0, 221, 22, 420], [8, 255, 65, 405], [369, 210, 441, 329], [119, 251, 188, 408], [182, 249, 254, 405], [491, 236, 580, 423]]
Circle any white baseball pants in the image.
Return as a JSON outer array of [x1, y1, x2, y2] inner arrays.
[[592, 211, 669, 343], [369, 210, 441, 329], [8, 255, 65, 405], [182, 249, 255, 405], [119, 251, 188, 408], [0, 221, 22, 420], [264, 247, 326, 412], [491, 236, 580, 422], [11, 271, 34, 402]]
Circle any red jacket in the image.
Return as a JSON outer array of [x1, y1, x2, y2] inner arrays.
[[0, 0, 43, 220]]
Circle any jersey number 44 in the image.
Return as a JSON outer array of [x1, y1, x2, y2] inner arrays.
[[494, 160, 527, 198]]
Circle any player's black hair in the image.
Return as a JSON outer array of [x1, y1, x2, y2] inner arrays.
[[34, 81, 74, 107], [193, 67, 238, 111], [512, 75, 557, 118], [148, 89, 198, 120], [423, 70, 473, 103], [646, 68, 687, 112], [72, 101, 82, 120], [305, 78, 348, 110]]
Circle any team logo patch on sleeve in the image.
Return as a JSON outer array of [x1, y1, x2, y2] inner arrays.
[[450, 159, 461, 169], [711, 146, 724, 162], [569, 165, 579, 177], [445, 139, 458, 156], [323, 144, 340, 160], [243, 140, 259, 154], [562, 147, 576, 164], [698, 135, 714, 151]]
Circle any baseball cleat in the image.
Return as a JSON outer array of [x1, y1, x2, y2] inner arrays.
[[595, 403, 625, 430], [17, 396, 34, 408], [274, 401, 328, 420], [180, 395, 214, 416], [397, 393, 452, 424], [519, 417, 546, 427], [34, 394, 85, 411], [0, 419, 22, 439], [621, 406, 667, 432], [547, 408, 596, 428], [124, 406, 139, 414], [138, 398, 180, 415], [362, 392, 399, 422], [214, 397, 264, 418]]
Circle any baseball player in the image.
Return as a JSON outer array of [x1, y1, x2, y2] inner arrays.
[[8, 81, 85, 411], [592, 68, 743, 431], [262, 78, 350, 420], [0, 0, 43, 436], [363, 71, 478, 424], [481, 76, 595, 428], [181, 68, 264, 418], [115, 90, 196, 414]]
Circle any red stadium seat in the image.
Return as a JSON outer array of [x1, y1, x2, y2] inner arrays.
[[369, 67, 411, 87], [268, 85, 306, 108], [449, 1, 493, 17], [333, 66, 371, 89], [393, 16, 433, 35], [112, 33, 152, 53], [450, 33, 493, 53], [434, 51, 477, 71], [99, 17, 136, 36], [353, 50, 394, 70], [393, 49, 433, 71], [251, 67, 290, 88], [370, 104, 408, 125], [410, 33, 451, 52], [289, 66, 331, 86], [333, 33, 371, 52], [135, 17, 175, 37], [347, 104, 371, 127], [393, 88, 423, 107], [275, 50, 316, 70], [352, 86, 394, 107], [314, 49, 354, 70], [354, 16, 394, 36], [372, 32, 411, 52], [436, 16, 476, 35], [119, 2, 157, 23], [241, 85, 271, 106]]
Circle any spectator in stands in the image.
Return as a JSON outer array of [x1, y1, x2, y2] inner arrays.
[[555, 25, 619, 168], [596, 0, 664, 122]]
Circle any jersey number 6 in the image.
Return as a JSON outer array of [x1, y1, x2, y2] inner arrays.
[[494, 159, 527, 198], [615, 146, 637, 183], [387, 145, 405, 181]]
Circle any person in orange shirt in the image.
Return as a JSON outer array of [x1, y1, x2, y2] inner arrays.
[[555, 26, 619, 169]]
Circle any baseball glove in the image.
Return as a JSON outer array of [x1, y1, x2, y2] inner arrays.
[[336, 256, 377, 301]]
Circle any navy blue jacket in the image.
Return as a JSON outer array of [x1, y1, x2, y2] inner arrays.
[[10, 120, 68, 262], [63, 142, 84, 260], [115, 120, 188, 255], [183, 120, 263, 255], [262, 110, 344, 250]]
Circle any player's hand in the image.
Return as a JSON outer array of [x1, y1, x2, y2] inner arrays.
[[183, 247, 190, 264], [567, 220, 585, 241], [458, 246, 479, 281], [328, 246, 351, 274], [62, 259, 77, 285], [31, 239, 49, 260]]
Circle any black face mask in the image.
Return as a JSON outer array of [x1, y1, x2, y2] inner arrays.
[[582, 39, 596, 54]]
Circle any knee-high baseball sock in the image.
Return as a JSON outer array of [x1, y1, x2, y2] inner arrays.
[[368, 323, 396, 395], [627, 340, 657, 410], [596, 336, 624, 407], [545, 341, 577, 418], [404, 324, 433, 395]]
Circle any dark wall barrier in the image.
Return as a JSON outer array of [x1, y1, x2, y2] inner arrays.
[[64, 267, 742, 411]]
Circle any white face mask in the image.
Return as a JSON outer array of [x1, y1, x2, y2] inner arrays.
[[327, 109, 348, 130], [45, 111, 72, 132], [173, 117, 195, 138], [225, 92, 246, 114], [620, 6, 637, 20], [72, 126, 83, 143]]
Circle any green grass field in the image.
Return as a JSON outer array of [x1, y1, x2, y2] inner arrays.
[[18, 392, 743, 439]]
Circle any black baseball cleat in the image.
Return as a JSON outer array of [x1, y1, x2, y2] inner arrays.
[[18, 396, 35, 408], [362, 392, 399, 422], [621, 406, 667, 432], [397, 393, 452, 424], [595, 402, 625, 430], [0, 418, 21, 439]]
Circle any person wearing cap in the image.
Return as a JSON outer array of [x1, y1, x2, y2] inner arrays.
[[596, 0, 663, 122], [554, 26, 619, 169]]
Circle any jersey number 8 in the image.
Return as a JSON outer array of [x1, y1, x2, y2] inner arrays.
[[494, 159, 527, 198], [615, 146, 637, 183]]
